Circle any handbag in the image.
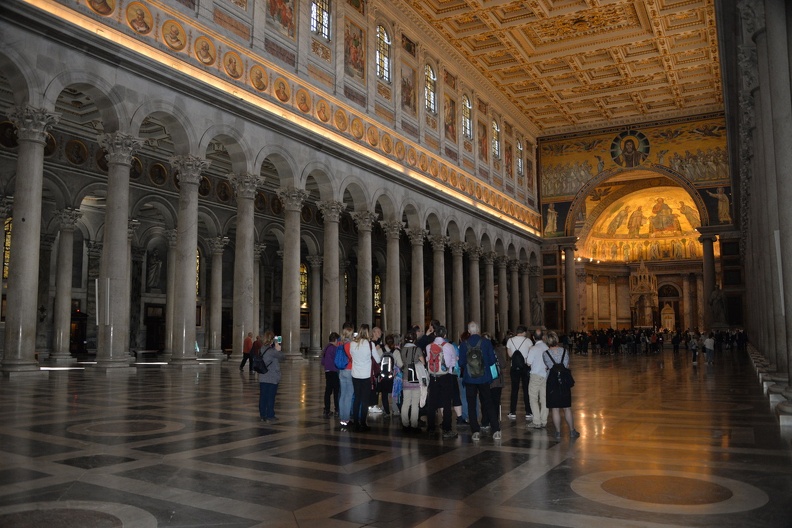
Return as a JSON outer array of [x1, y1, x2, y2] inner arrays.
[[490, 361, 500, 380]]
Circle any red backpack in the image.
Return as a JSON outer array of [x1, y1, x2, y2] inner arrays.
[[427, 342, 446, 375]]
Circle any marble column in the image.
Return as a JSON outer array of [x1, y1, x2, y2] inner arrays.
[[50, 209, 82, 364], [339, 259, 348, 323], [162, 229, 178, 361], [450, 242, 466, 341], [95, 132, 144, 370], [483, 252, 496, 335], [496, 256, 509, 337], [307, 255, 323, 356], [764, 0, 792, 390], [520, 263, 531, 327], [126, 219, 140, 363], [509, 259, 520, 331], [467, 246, 482, 326], [564, 245, 578, 333], [381, 221, 403, 334], [699, 234, 717, 329], [206, 236, 228, 359], [609, 276, 617, 329], [230, 172, 260, 360], [253, 243, 265, 335], [86, 241, 102, 352], [279, 188, 307, 361], [317, 200, 344, 340], [696, 273, 704, 331], [682, 274, 693, 331], [429, 234, 447, 325], [2, 106, 58, 375], [400, 270, 409, 332], [408, 228, 426, 327], [591, 276, 600, 329], [169, 155, 208, 367]]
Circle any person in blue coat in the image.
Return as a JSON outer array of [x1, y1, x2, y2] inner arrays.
[[459, 321, 502, 441]]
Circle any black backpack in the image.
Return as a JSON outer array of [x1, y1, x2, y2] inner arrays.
[[252, 346, 270, 374], [545, 349, 574, 394], [466, 339, 485, 378], [510, 337, 529, 370], [380, 351, 394, 379]]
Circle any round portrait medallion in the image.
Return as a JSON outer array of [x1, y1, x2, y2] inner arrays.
[[381, 133, 392, 154], [274, 77, 291, 102], [350, 118, 364, 139], [367, 126, 379, 147], [162, 20, 187, 51], [194, 36, 216, 66], [334, 109, 348, 131], [126, 2, 152, 34], [394, 141, 405, 160], [316, 99, 331, 123], [250, 65, 268, 92], [223, 51, 243, 79], [65, 140, 88, 166], [295, 88, 312, 113], [88, 0, 115, 16]]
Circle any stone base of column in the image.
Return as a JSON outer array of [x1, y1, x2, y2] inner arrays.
[[768, 384, 786, 409], [161, 352, 173, 362], [206, 349, 226, 360], [166, 360, 204, 370], [284, 351, 306, 362], [2, 369, 49, 379], [48, 355, 77, 366], [777, 401, 792, 426], [309, 347, 322, 358], [89, 365, 137, 375]]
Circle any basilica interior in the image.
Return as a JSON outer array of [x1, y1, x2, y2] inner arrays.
[[1, 0, 792, 527]]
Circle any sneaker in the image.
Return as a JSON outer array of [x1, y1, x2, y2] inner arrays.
[[456, 417, 469, 425], [442, 431, 458, 439], [570, 430, 580, 439], [368, 405, 383, 413], [472, 432, 481, 441], [525, 414, 533, 421], [493, 431, 502, 440], [480, 425, 492, 434], [553, 432, 561, 441], [507, 413, 517, 420]]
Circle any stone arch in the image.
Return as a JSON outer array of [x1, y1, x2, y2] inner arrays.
[[256, 145, 299, 190], [401, 200, 421, 229], [0, 46, 39, 107], [506, 242, 518, 260], [299, 161, 336, 202], [446, 219, 463, 243], [130, 102, 195, 156], [339, 178, 370, 212], [129, 194, 177, 229], [197, 207, 221, 239], [43, 71, 126, 132], [301, 230, 321, 256], [371, 188, 398, 221], [197, 125, 252, 174], [564, 165, 710, 236], [464, 226, 480, 248], [425, 211, 443, 236]]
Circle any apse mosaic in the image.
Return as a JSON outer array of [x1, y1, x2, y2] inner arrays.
[[539, 115, 729, 200]]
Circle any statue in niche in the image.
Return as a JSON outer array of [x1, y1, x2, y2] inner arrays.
[[531, 292, 544, 327], [545, 203, 557, 235], [147, 249, 162, 290], [709, 286, 727, 325], [706, 187, 732, 224]]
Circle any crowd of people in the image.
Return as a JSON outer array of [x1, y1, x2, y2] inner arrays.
[[562, 328, 747, 358]]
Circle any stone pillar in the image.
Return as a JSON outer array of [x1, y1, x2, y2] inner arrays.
[[509, 259, 520, 332], [482, 252, 496, 335], [381, 221, 403, 334], [95, 132, 144, 371], [126, 219, 140, 363], [467, 246, 482, 326], [339, 259, 348, 323], [591, 276, 600, 328], [352, 211, 377, 327], [496, 256, 508, 338], [162, 229, 178, 361], [50, 209, 82, 364], [169, 155, 209, 367], [253, 243, 265, 335], [400, 270, 409, 332], [699, 234, 717, 329], [206, 236, 228, 359], [307, 255, 323, 356], [696, 273, 704, 331], [318, 200, 344, 340], [279, 188, 307, 360], [609, 276, 617, 329], [86, 241, 102, 352], [230, 172, 260, 360], [2, 106, 58, 376], [408, 228, 426, 327], [520, 263, 531, 327], [450, 242, 466, 341], [429, 234, 447, 325], [564, 245, 578, 333], [682, 274, 692, 331]]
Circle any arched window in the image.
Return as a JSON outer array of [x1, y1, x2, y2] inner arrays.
[[376, 25, 391, 82], [311, 0, 331, 40], [491, 120, 501, 159], [300, 263, 308, 308], [195, 248, 201, 296], [462, 95, 472, 138], [2, 218, 11, 280], [374, 275, 382, 314], [517, 139, 524, 176], [424, 64, 437, 114]]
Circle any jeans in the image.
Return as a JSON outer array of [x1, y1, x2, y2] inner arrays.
[[352, 377, 371, 425], [466, 382, 499, 433], [259, 382, 278, 419], [528, 373, 548, 426], [240, 353, 252, 371], [324, 371, 340, 413], [509, 368, 531, 415], [339, 369, 353, 422]]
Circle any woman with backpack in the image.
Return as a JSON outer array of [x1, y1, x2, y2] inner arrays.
[[374, 334, 403, 418], [543, 331, 579, 440], [400, 330, 425, 432], [258, 331, 284, 423], [321, 332, 341, 418], [349, 324, 379, 432]]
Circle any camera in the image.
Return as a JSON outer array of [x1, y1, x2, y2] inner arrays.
[[275, 336, 282, 344]]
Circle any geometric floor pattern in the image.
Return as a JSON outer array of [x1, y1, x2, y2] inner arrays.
[[0, 346, 790, 527]]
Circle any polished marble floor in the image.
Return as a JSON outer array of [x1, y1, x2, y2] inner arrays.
[[0, 345, 790, 528]]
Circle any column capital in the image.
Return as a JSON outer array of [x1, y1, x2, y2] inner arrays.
[[351, 210, 378, 232], [307, 255, 323, 268], [276, 250, 284, 260], [467, 245, 484, 261], [407, 227, 426, 246], [56, 208, 82, 231], [519, 262, 530, 274], [429, 234, 448, 251], [482, 251, 497, 266], [229, 172, 261, 199], [170, 155, 210, 185], [508, 259, 520, 272], [449, 241, 466, 256], [165, 228, 178, 247], [495, 254, 508, 269], [253, 242, 266, 260], [86, 240, 103, 256], [98, 132, 144, 165], [317, 200, 346, 222], [529, 265, 540, 277], [380, 220, 403, 239], [132, 246, 147, 261], [8, 105, 60, 143], [127, 218, 140, 240], [207, 236, 229, 255], [278, 188, 308, 212]]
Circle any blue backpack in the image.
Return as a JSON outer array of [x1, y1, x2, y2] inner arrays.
[[334, 343, 349, 369]]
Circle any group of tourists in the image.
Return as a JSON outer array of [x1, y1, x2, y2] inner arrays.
[[317, 319, 580, 441]]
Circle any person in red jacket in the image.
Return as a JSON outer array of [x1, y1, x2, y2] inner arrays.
[[240, 332, 254, 372]]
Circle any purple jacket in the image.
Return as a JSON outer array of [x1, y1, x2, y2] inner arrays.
[[321, 342, 339, 372]]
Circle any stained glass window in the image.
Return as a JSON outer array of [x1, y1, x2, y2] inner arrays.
[[311, 0, 331, 39], [462, 95, 472, 138], [424, 64, 436, 113], [376, 25, 391, 82]]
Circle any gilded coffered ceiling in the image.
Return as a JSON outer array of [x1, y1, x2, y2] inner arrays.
[[403, 0, 724, 135]]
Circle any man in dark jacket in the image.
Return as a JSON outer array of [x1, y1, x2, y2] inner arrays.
[[459, 321, 501, 441]]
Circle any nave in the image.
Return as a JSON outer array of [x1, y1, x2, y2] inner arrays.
[[0, 347, 790, 528]]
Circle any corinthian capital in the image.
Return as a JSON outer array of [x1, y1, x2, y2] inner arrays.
[[449, 241, 466, 256], [429, 234, 448, 251], [278, 188, 308, 212], [56, 209, 82, 231], [8, 106, 60, 143], [317, 200, 346, 222], [407, 227, 426, 246], [229, 172, 261, 200], [351, 210, 378, 232], [466, 245, 483, 260], [380, 220, 403, 239], [481, 251, 497, 265], [98, 132, 144, 165], [170, 155, 210, 185], [207, 236, 229, 255]]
